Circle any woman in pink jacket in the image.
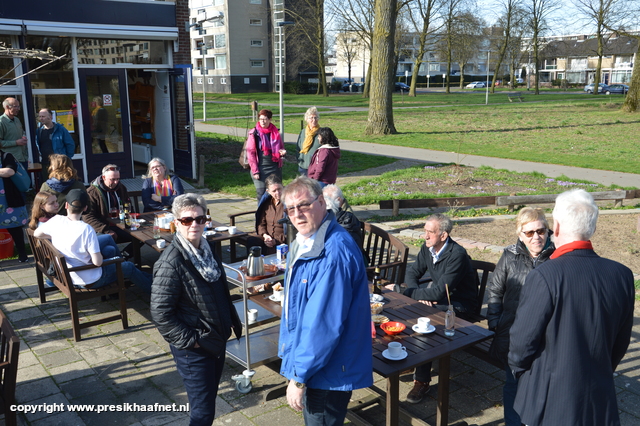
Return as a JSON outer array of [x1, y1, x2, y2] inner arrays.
[[308, 127, 341, 187], [246, 109, 286, 200]]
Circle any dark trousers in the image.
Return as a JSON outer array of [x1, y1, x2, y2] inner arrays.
[[415, 302, 467, 383], [170, 345, 225, 426], [7, 227, 26, 261], [303, 388, 352, 426]]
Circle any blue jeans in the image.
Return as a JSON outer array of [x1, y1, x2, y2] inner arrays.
[[504, 366, 521, 426], [303, 388, 352, 426], [98, 234, 120, 258], [170, 345, 225, 426], [89, 260, 152, 293]]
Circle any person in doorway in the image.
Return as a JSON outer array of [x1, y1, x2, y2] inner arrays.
[[141, 157, 184, 212], [40, 154, 86, 215], [151, 193, 242, 425], [508, 189, 634, 425], [91, 96, 109, 154], [296, 106, 320, 176], [307, 127, 341, 186], [246, 109, 286, 201], [35, 108, 75, 182], [85, 164, 132, 245], [0, 98, 29, 170]]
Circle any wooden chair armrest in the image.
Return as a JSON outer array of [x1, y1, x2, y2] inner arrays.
[[67, 256, 124, 272], [228, 210, 257, 226]]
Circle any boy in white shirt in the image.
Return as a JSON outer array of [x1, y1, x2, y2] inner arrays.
[[35, 189, 151, 292]]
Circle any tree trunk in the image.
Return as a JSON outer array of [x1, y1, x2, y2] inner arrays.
[[365, 0, 397, 135], [622, 41, 640, 112], [593, 31, 604, 95], [362, 59, 372, 98]]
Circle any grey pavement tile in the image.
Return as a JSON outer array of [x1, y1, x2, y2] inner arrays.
[[72, 335, 113, 352], [19, 349, 40, 368], [212, 411, 255, 426], [91, 358, 139, 380], [20, 393, 71, 423], [6, 305, 45, 323], [227, 387, 288, 419], [245, 405, 304, 425], [0, 291, 32, 310], [39, 348, 84, 369], [80, 342, 129, 365], [108, 372, 156, 397], [620, 410, 640, 426], [124, 386, 178, 423], [448, 386, 496, 417], [60, 375, 109, 401], [15, 376, 60, 404], [108, 330, 156, 351], [17, 363, 49, 383], [452, 368, 503, 394], [618, 389, 640, 420], [13, 314, 54, 330], [31, 410, 86, 426], [72, 389, 139, 425], [48, 359, 94, 384], [29, 338, 74, 357], [141, 411, 190, 426]]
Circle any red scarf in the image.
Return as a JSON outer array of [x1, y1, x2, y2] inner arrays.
[[550, 240, 594, 259], [255, 123, 282, 165]]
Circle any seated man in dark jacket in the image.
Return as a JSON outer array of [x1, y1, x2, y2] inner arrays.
[[401, 213, 477, 404]]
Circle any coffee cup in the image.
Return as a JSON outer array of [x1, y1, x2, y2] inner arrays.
[[228, 226, 237, 235], [387, 341, 406, 358], [273, 289, 284, 301], [417, 317, 431, 330], [156, 239, 166, 249], [248, 309, 258, 324]]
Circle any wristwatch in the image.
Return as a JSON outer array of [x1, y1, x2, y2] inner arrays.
[[293, 380, 305, 389]]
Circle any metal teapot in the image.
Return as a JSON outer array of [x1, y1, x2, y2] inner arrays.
[[247, 246, 264, 277]]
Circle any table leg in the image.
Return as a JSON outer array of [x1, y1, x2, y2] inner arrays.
[[437, 355, 451, 426], [386, 373, 399, 426], [132, 239, 141, 268], [214, 241, 222, 259]]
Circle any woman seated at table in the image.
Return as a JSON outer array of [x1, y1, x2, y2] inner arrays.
[[151, 193, 241, 425], [40, 154, 86, 215], [141, 157, 184, 212], [486, 207, 555, 426], [246, 174, 286, 255]]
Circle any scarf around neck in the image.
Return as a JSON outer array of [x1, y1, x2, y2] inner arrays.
[[255, 123, 282, 165], [154, 177, 174, 197], [174, 230, 221, 282], [550, 240, 593, 259], [300, 124, 319, 154]]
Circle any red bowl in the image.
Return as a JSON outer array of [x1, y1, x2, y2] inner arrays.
[[380, 321, 406, 335]]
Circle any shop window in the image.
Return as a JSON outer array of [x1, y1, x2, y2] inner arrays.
[[32, 94, 82, 155], [77, 38, 168, 66], [25, 36, 74, 89], [0, 36, 16, 85]]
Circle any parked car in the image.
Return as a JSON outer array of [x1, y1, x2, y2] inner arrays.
[[394, 82, 410, 92], [515, 78, 524, 84], [465, 81, 486, 89], [584, 83, 609, 93], [605, 84, 629, 95]]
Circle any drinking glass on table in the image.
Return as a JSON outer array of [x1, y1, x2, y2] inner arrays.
[[109, 207, 119, 219]]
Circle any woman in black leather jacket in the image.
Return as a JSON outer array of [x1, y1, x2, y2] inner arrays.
[[151, 194, 241, 425], [487, 207, 555, 426]]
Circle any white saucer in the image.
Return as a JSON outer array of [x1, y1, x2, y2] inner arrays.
[[268, 295, 283, 302], [204, 230, 218, 237], [215, 226, 228, 232], [370, 294, 384, 303], [412, 324, 436, 334], [382, 349, 408, 361]]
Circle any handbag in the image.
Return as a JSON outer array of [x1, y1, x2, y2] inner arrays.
[[2, 152, 30, 192], [239, 132, 255, 170]]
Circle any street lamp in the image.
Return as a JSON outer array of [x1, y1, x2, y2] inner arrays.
[[486, 50, 490, 105], [277, 21, 295, 135]]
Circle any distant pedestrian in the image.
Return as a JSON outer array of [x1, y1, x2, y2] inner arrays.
[[307, 127, 340, 186], [296, 106, 320, 176], [246, 109, 286, 201]]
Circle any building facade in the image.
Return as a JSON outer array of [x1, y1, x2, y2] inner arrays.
[[0, 0, 196, 181]]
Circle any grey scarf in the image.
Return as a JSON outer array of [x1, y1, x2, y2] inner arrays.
[[174, 231, 221, 282]]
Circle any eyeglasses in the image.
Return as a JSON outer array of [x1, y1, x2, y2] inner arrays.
[[105, 166, 120, 172], [522, 228, 547, 238], [285, 196, 319, 215], [7, 105, 20, 109], [150, 165, 163, 170], [177, 215, 207, 226]]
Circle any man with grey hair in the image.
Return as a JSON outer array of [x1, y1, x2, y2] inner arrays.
[[508, 189, 634, 425], [0, 97, 29, 168], [401, 213, 477, 404], [322, 184, 363, 248]]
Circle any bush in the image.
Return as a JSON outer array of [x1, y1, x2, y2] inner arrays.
[[284, 81, 316, 94]]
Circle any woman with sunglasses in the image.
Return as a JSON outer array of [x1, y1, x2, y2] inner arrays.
[[151, 194, 241, 425], [486, 207, 555, 426], [246, 109, 286, 201]]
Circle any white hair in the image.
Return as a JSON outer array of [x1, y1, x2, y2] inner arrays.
[[322, 184, 343, 214], [552, 189, 599, 240]]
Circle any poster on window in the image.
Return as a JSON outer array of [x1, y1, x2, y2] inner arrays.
[[54, 110, 75, 133]]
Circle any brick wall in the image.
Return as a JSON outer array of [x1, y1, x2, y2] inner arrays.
[[174, 0, 191, 65]]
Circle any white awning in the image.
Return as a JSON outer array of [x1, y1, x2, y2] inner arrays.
[[22, 20, 178, 41]]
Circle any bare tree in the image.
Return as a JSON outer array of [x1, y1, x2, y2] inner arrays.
[[365, 0, 399, 134], [526, 0, 560, 94], [405, 0, 444, 96], [0, 42, 65, 87], [504, 6, 530, 86], [450, 12, 485, 88], [286, 0, 329, 96], [335, 30, 361, 83], [440, 0, 474, 93], [490, 0, 524, 92]]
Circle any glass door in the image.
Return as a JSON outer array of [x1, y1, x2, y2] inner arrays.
[[78, 69, 132, 178], [170, 66, 195, 179]]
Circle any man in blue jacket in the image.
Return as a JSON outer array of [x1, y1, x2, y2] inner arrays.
[[36, 108, 75, 181], [279, 176, 372, 425]]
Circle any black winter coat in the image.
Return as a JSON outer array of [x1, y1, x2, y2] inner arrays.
[[151, 239, 242, 356], [487, 237, 554, 366]]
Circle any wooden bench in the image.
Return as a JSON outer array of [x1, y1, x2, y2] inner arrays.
[[361, 222, 409, 286], [26, 228, 129, 342], [0, 309, 19, 426], [508, 95, 524, 102], [128, 190, 143, 213]]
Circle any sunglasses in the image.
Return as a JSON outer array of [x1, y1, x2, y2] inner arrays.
[[522, 228, 547, 238], [177, 215, 207, 226], [285, 196, 319, 215], [105, 166, 120, 172]]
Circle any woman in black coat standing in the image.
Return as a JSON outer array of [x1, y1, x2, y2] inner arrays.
[[486, 207, 555, 426], [151, 194, 241, 426]]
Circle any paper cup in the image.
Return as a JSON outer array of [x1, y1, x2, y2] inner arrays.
[[228, 226, 237, 235], [156, 239, 166, 249]]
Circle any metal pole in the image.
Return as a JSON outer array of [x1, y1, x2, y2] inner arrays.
[[279, 27, 284, 133], [486, 51, 490, 105], [202, 45, 206, 121]]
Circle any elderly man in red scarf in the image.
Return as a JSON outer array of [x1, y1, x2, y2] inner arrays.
[[246, 109, 286, 201]]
